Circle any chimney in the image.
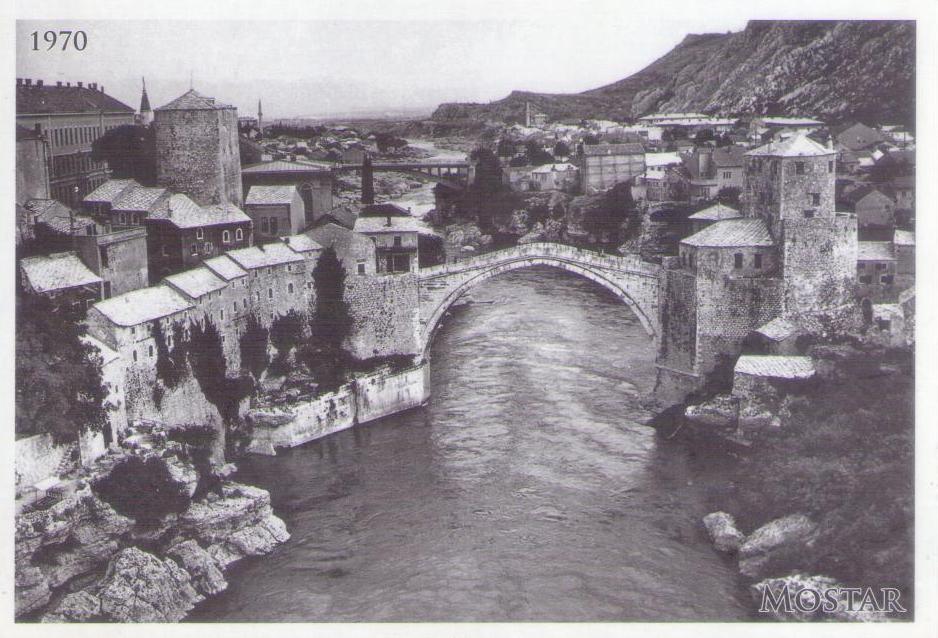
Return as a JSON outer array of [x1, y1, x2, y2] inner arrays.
[[385, 215, 392, 227], [25, 78, 32, 86], [57, 81, 63, 87], [34, 123, 42, 134], [90, 82, 97, 90], [100, 86, 104, 93], [77, 81, 83, 88], [66, 81, 70, 87], [37, 79, 43, 87]]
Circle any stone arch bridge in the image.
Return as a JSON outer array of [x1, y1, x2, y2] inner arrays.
[[417, 243, 662, 353]]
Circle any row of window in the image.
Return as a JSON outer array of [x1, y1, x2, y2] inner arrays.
[[681, 252, 764, 269], [51, 124, 100, 148], [52, 153, 105, 178], [194, 227, 245, 243], [259, 217, 280, 235], [858, 274, 894, 284], [749, 159, 835, 175]]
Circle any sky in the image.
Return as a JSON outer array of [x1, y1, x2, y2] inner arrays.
[[15, 15, 750, 119]]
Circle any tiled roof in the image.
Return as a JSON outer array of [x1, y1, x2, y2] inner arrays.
[[639, 112, 707, 120], [755, 117, 824, 126], [893, 230, 914, 246], [242, 160, 333, 174], [26, 199, 96, 234], [711, 145, 746, 167], [354, 215, 422, 234], [645, 152, 682, 168], [282, 235, 322, 253], [226, 243, 303, 270], [20, 252, 102, 293], [531, 163, 577, 174], [361, 203, 411, 217], [857, 241, 895, 261], [203, 255, 248, 281], [245, 185, 298, 205], [582, 142, 644, 156], [843, 184, 893, 206], [155, 89, 232, 111], [17, 83, 134, 115], [688, 203, 742, 221], [734, 355, 815, 379], [111, 185, 169, 212], [163, 267, 228, 299], [746, 132, 833, 158], [681, 218, 774, 248], [754, 317, 800, 342], [317, 206, 358, 230], [835, 122, 887, 152], [148, 195, 251, 229], [83, 179, 140, 205], [92, 285, 193, 326]]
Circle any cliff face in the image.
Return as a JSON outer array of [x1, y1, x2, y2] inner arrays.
[[432, 21, 915, 125]]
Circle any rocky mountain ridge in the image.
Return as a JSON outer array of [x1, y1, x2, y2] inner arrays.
[[432, 20, 915, 126]]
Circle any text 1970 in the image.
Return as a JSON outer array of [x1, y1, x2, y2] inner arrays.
[[30, 30, 87, 51]]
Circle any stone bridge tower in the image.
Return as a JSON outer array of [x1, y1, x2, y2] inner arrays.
[[743, 133, 857, 319], [154, 89, 242, 207]]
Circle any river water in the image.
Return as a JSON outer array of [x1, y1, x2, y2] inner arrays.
[[191, 267, 752, 622]]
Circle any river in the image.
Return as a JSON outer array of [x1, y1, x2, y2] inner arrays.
[[190, 267, 752, 622]]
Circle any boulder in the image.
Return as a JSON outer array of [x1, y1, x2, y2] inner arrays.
[[166, 540, 228, 596], [752, 573, 890, 622], [739, 514, 817, 579], [246, 407, 295, 428], [41, 590, 102, 622], [96, 547, 203, 622], [703, 512, 745, 553], [685, 395, 737, 431], [164, 455, 200, 498]]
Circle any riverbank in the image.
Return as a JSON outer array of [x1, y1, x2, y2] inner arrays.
[[665, 344, 915, 620], [15, 426, 289, 622]]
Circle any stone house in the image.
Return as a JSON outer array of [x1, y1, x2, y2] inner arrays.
[[833, 122, 887, 153], [686, 203, 742, 234], [856, 241, 897, 303], [306, 222, 378, 277], [750, 317, 803, 355], [19, 251, 103, 314], [732, 355, 815, 398], [245, 185, 306, 240], [144, 194, 253, 281], [353, 215, 421, 274], [529, 163, 578, 191], [712, 145, 746, 194], [241, 160, 335, 225], [893, 230, 914, 288], [579, 143, 645, 194], [83, 179, 171, 229], [841, 185, 896, 230]]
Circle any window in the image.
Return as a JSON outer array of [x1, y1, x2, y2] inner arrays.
[[877, 319, 891, 331], [191, 243, 198, 255], [131, 326, 136, 336], [394, 235, 402, 247], [236, 228, 243, 241], [881, 275, 894, 284], [357, 261, 366, 275], [858, 263, 866, 270], [100, 247, 109, 269], [220, 309, 224, 320], [222, 230, 231, 243], [828, 160, 834, 173], [810, 193, 820, 206], [270, 218, 278, 234], [795, 161, 805, 175], [803, 210, 815, 219], [133, 350, 138, 362], [859, 275, 872, 284], [268, 288, 273, 299], [754, 253, 762, 269], [261, 218, 269, 233], [196, 228, 204, 240], [723, 171, 732, 179], [148, 345, 154, 357], [876, 263, 886, 271], [288, 283, 294, 294], [734, 253, 743, 269], [233, 302, 238, 312], [255, 291, 260, 301], [205, 242, 214, 254], [162, 245, 170, 257], [243, 299, 247, 309]]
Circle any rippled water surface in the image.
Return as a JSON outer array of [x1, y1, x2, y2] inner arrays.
[[191, 267, 751, 621]]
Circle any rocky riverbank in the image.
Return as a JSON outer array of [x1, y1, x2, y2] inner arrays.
[[15, 430, 289, 622]]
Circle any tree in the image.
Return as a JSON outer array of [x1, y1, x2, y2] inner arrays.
[[717, 186, 741, 207], [269, 310, 305, 374], [496, 138, 517, 157], [16, 293, 109, 443], [239, 314, 269, 379], [470, 146, 504, 194], [92, 456, 191, 525], [553, 140, 571, 159], [524, 140, 554, 166], [188, 319, 250, 425], [694, 129, 715, 145], [298, 247, 354, 391], [581, 181, 635, 242], [361, 154, 375, 205], [90, 124, 157, 185]]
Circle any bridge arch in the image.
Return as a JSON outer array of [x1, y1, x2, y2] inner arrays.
[[420, 254, 658, 355]]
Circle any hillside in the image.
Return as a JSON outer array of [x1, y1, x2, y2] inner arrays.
[[432, 21, 915, 126]]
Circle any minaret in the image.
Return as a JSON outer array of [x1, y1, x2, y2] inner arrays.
[[139, 77, 153, 126], [361, 153, 375, 205], [258, 99, 263, 134]]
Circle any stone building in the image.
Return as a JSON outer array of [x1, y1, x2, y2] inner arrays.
[[353, 216, 421, 274], [245, 185, 306, 240], [144, 193, 253, 281], [579, 142, 645, 194], [154, 89, 242, 207], [16, 79, 135, 207], [656, 132, 858, 399], [841, 185, 896, 231], [241, 160, 335, 224], [686, 203, 742, 234], [19, 252, 103, 314]]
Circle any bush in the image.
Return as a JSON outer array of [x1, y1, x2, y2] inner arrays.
[[92, 456, 190, 525], [239, 314, 269, 379]]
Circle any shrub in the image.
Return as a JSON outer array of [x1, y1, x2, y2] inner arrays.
[[92, 456, 190, 525], [239, 314, 269, 379]]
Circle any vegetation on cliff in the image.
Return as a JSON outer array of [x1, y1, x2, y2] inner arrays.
[[705, 346, 914, 605], [15, 293, 110, 443]]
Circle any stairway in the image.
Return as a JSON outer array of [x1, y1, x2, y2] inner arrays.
[[54, 442, 79, 477]]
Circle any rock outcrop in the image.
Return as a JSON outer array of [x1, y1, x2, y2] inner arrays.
[[16, 450, 289, 622], [738, 514, 818, 579], [702, 512, 745, 553]]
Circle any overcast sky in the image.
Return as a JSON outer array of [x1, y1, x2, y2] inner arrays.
[[16, 15, 754, 118]]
